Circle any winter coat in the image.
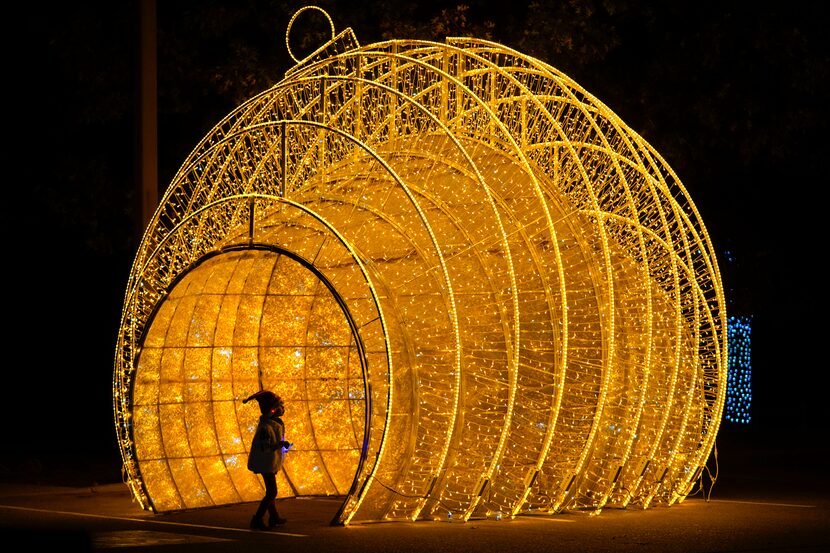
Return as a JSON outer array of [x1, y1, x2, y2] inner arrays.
[[247, 415, 285, 474]]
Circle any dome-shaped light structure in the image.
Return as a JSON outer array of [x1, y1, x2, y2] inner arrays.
[[114, 7, 727, 525]]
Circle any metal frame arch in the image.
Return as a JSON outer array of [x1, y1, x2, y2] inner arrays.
[[221, 119, 467, 522], [378, 140, 571, 516], [284, 67, 527, 520], [444, 36, 725, 512], [611, 142, 724, 506], [343, 40, 683, 515], [630, 142, 727, 502], [488, 71, 659, 513], [457, 38, 703, 512], [124, 113, 467, 522], [420, 45, 619, 513], [300, 49, 573, 518], [279, 116, 466, 520], [400, 41, 648, 512], [309, 188, 472, 521], [585, 207, 724, 497], [116, 192, 393, 524], [421, 44, 621, 510]]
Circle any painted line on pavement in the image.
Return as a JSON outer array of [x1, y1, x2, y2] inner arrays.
[[708, 499, 815, 508], [0, 504, 307, 537]]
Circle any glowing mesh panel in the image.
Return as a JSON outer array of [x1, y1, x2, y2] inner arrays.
[[131, 250, 365, 510]]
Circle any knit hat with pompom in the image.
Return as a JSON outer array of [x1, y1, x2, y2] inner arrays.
[[243, 390, 281, 415]]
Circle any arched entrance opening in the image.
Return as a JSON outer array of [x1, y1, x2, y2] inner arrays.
[[131, 247, 368, 512]]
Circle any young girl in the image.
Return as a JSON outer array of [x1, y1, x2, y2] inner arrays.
[[243, 390, 290, 529]]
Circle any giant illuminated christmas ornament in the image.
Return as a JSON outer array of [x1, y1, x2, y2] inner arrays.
[[114, 6, 727, 525]]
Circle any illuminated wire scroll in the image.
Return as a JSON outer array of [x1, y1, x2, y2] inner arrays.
[[114, 6, 727, 525]]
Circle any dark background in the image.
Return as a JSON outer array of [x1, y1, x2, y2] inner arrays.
[[3, 0, 827, 485]]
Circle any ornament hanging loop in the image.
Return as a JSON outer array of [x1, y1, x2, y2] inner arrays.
[[285, 5, 337, 64]]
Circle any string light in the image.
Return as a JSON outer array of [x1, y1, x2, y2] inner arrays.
[[113, 6, 728, 524], [725, 315, 751, 424]]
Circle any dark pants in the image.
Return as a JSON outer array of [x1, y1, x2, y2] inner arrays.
[[254, 472, 278, 520]]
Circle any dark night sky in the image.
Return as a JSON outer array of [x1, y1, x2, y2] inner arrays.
[[3, 1, 828, 471]]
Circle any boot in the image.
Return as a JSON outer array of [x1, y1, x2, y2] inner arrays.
[[250, 515, 268, 530], [268, 512, 287, 526]]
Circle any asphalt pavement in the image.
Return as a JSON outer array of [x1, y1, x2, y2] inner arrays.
[[1, 434, 828, 552]]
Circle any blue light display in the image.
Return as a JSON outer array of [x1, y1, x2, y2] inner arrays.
[[725, 315, 752, 424]]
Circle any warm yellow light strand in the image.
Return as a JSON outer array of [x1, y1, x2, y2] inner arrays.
[[113, 10, 726, 525]]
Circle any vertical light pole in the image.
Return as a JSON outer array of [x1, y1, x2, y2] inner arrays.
[[140, 0, 158, 230]]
